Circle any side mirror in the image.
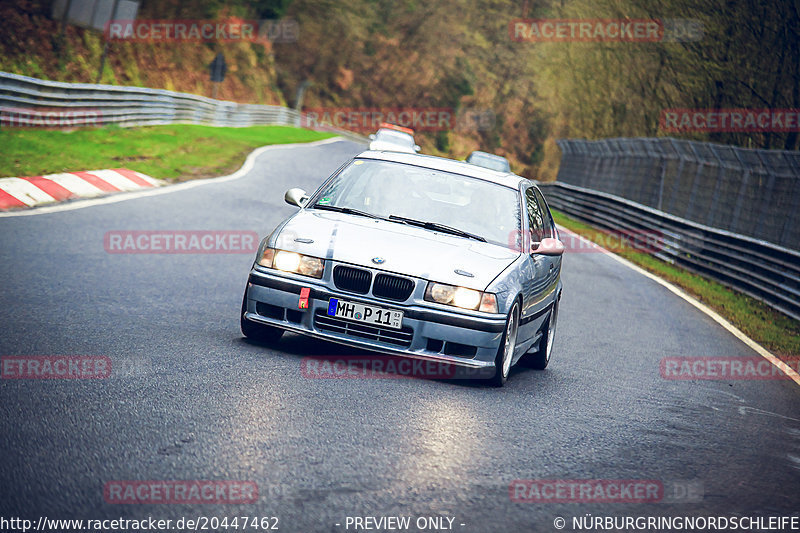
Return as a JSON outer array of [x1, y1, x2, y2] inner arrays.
[[368, 134, 376, 141], [284, 188, 308, 207], [413, 144, 421, 152], [531, 237, 565, 256]]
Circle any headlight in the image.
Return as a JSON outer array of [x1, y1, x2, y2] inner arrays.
[[274, 250, 301, 271], [424, 282, 498, 313], [258, 248, 324, 279], [453, 287, 481, 309]]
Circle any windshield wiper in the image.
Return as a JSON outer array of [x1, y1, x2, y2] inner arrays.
[[388, 215, 486, 242], [313, 204, 384, 220]]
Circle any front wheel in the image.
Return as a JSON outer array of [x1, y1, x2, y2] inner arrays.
[[240, 291, 284, 344], [488, 301, 520, 387], [520, 296, 559, 370]]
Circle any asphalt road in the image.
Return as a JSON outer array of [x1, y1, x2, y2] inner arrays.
[[1, 138, 798, 532]]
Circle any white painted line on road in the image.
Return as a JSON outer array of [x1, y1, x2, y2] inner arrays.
[[557, 225, 800, 388], [0, 136, 350, 218]]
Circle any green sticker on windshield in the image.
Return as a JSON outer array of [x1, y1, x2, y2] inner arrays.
[[319, 196, 332, 205]]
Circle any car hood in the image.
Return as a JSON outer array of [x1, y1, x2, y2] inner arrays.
[[272, 210, 519, 290]]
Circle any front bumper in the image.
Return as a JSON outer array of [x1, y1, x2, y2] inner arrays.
[[244, 268, 506, 372]]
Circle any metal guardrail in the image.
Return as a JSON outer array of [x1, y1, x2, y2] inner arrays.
[[538, 181, 800, 321], [0, 71, 367, 143]]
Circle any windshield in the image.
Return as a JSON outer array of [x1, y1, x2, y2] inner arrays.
[[468, 153, 510, 172], [374, 129, 415, 147], [310, 159, 520, 247]]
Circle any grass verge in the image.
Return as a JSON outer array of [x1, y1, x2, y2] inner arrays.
[[551, 209, 800, 357], [0, 124, 335, 181]]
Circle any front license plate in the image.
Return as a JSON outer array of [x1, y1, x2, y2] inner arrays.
[[327, 298, 403, 330]]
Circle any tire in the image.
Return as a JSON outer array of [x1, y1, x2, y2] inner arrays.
[[520, 296, 559, 370], [488, 301, 520, 387], [240, 291, 284, 344]]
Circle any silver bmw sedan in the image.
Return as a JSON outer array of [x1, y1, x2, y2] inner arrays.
[[240, 150, 564, 386]]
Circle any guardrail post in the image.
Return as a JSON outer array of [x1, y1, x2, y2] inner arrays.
[[704, 165, 725, 227], [665, 139, 686, 215], [729, 169, 752, 235], [683, 142, 706, 220], [780, 168, 800, 249], [95, 0, 120, 84], [753, 173, 777, 241]]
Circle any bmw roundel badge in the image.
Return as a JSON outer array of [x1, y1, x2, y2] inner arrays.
[[372, 257, 386, 264]]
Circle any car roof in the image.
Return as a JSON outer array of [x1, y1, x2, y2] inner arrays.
[[376, 128, 414, 139], [468, 150, 508, 162], [355, 150, 526, 189]]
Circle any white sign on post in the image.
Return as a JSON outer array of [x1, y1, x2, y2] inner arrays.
[[51, 0, 139, 31]]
